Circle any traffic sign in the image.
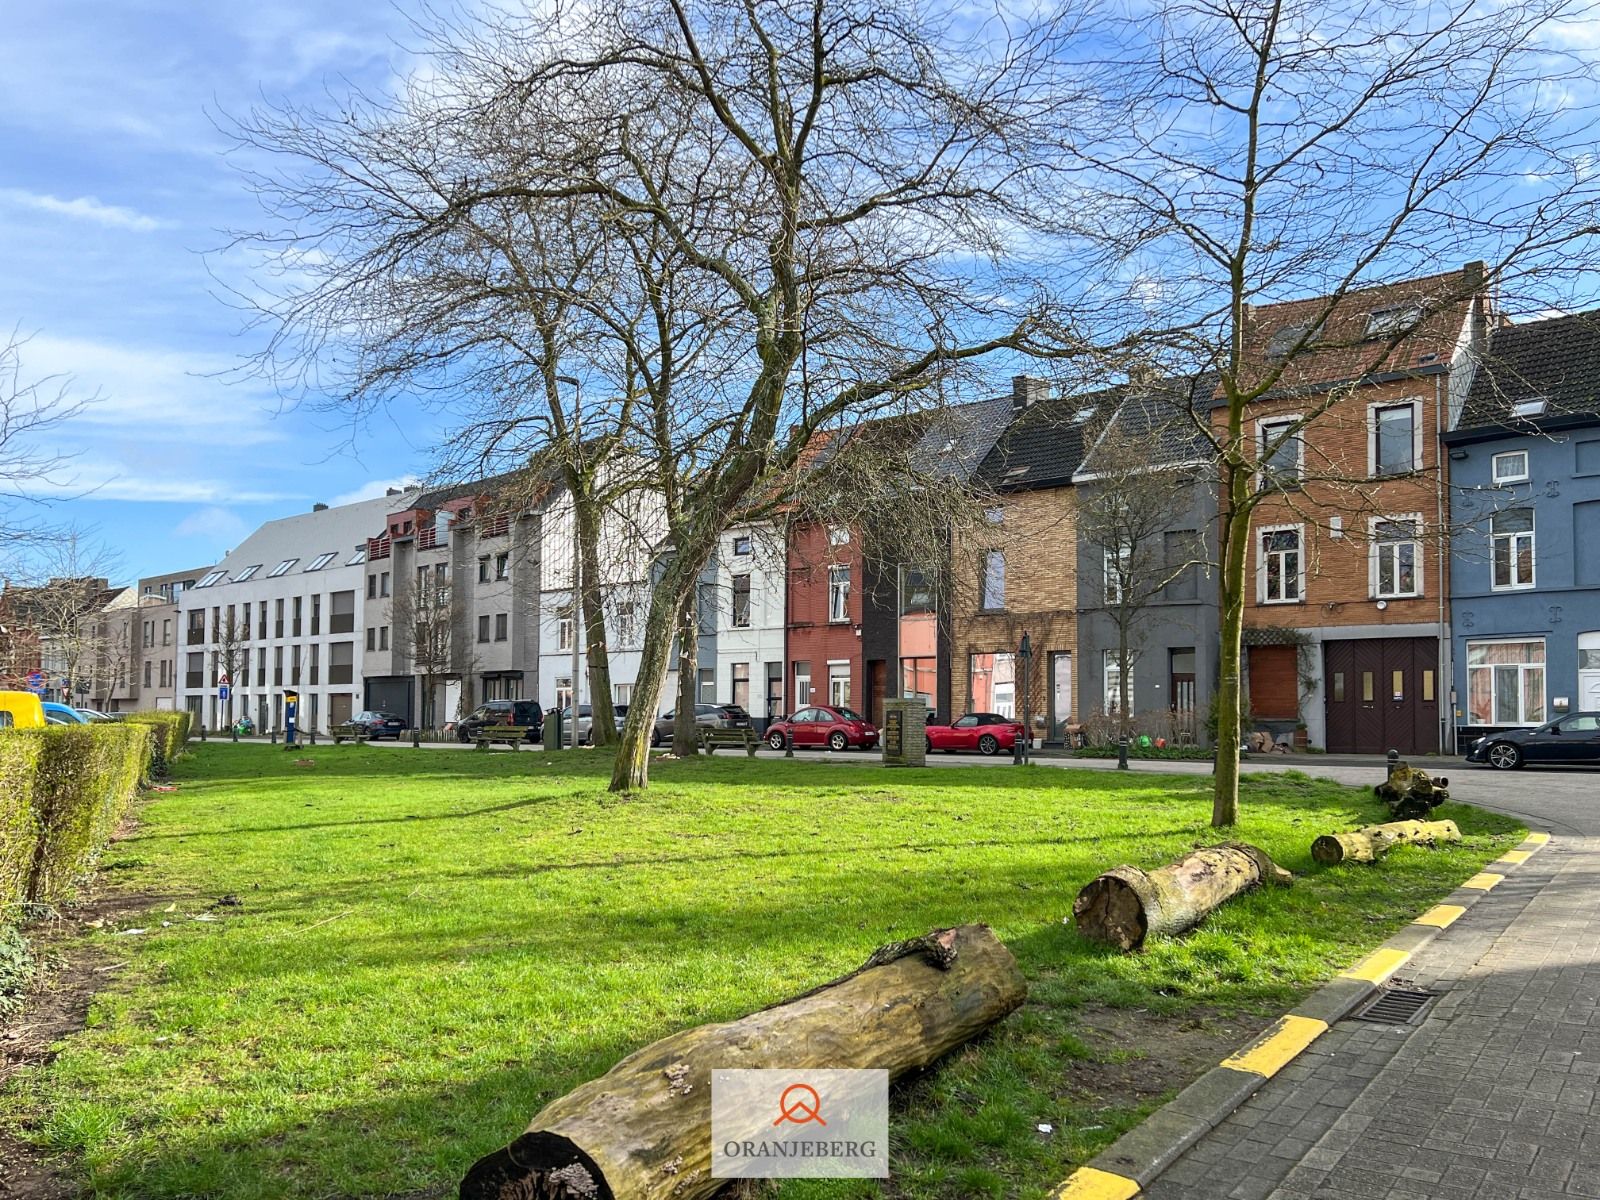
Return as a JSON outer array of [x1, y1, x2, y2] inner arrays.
[[218, 673, 231, 687], [219, 685, 231, 701], [25, 671, 45, 696]]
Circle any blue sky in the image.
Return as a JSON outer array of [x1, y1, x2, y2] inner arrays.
[[1, 1, 444, 584]]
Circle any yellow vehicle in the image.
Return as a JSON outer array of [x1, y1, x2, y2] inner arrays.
[[0, 690, 47, 730]]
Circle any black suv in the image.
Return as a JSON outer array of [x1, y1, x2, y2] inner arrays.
[[456, 699, 544, 743]]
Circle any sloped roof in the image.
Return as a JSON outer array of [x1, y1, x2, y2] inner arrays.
[[1456, 307, 1600, 433], [197, 494, 399, 587], [974, 386, 1125, 492], [907, 395, 1016, 481], [1077, 374, 1216, 476]]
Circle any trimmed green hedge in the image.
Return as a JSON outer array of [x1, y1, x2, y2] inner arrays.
[[1071, 744, 1214, 761], [0, 724, 152, 909], [122, 710, 192, 777]]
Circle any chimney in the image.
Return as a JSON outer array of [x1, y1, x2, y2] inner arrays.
[[313, 502, 329, 512], [1127, 362, 1161, 387], [386, 487, 402, 497], [1011, 374, 1050, 414]]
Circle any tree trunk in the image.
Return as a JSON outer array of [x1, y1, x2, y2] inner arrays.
[[1117, 614, 1131, 765], [1072, 842, 1292, 951], [1311, 819, 1461, 866], [672, 591, 700, 757], [459, 925, 1026, 1200], [571, 478, 616, 747], [608, 557, 701, 793], [1374, 763, 1452, 820], [1212, 472, 1252, 827]]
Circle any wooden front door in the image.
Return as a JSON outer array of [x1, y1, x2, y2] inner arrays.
[[1324, 638, 1439, 755]]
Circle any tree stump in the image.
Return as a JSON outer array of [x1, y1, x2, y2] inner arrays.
[[1071, 843, 1292, 951], [1311, 819, 1461, 866], [1373, 762, 1450, 819], [459, 925, 1025, 1200]]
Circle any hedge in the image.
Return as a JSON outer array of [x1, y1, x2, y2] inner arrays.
[[122, 710, 193, 777], [0, 724, 152, 910]]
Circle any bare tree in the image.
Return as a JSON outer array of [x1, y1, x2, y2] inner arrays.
[[16, 536, 119, 705], [1074, 0, 1600, 824], [0, 331, 97, 570], [389, 573, 456, 731], [212, 609, 249, 727]]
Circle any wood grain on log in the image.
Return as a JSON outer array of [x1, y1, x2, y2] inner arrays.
[[1374, 763, 1451, 819], [459, 924, 1026, 1200], [1311, 819, 1461, 866], [1071, 843, 1293, 952]]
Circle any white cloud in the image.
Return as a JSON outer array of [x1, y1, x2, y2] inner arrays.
[[1, 187, 168, 232], [25, 467, 299, 505], [174, 505, 251, 541], [329, 475, 422, 506]]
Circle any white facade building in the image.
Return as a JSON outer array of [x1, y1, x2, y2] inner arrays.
[[711, 522, 787, 724]]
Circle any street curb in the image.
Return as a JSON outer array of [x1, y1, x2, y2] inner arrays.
[[1047, 829, 1552, 1200]]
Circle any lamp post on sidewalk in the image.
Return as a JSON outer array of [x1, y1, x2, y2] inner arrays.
[[1013, 631, 1033, 766]]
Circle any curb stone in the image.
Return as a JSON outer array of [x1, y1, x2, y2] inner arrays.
[[1046, 830, 1552, 1200]]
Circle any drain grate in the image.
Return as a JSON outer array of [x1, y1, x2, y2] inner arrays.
[[1350, 987, 1437, 1025]]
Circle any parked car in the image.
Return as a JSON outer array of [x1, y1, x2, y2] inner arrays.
[[42, 701, 89, 725], [651, 703, 753, 747], [765, 705, 879, 752], [1465, 712, 1600, 770], [925, 712, 1025, 756], [0, 691, 46, 730], [349, 709, 409, 740], [455, 699, 544, 743], [75, 708, 119, 722], [558, 704, 629, 745]]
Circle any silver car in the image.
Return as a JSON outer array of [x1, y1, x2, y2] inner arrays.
[[651, 703, 753, 747]]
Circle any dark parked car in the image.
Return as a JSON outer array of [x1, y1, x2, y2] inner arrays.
[[455, 699, 544, 743], [925, 712, 1025, 756], [651, 703, 753, 747], [1465, 712, 1600, 770], [765, 705, 879, 752], [351, 710, 408, 740]]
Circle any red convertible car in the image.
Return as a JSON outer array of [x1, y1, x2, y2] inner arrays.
[[765, 705, 880, 751], [925, 712, 1025, 756]]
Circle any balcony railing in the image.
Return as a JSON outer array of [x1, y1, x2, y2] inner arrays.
[[367, 534, 392, 561]]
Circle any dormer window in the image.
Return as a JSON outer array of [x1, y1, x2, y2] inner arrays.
[[1266, 321, 1321, 360], [1365, 304, 1423, 339]]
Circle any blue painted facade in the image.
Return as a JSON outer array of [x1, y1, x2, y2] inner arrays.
[[1444, 417, 1600, 749]]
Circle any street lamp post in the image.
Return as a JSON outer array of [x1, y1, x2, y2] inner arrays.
[[1013, 631, 1033, 766], [557, 374, 582, 747]]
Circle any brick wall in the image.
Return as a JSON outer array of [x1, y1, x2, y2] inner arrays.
[[786, 521, 864, 711]]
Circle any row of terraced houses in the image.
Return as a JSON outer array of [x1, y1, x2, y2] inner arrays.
[[9, 264, 1600, 755]]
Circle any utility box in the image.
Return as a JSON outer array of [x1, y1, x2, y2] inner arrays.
[[881, 699, 927, 767]]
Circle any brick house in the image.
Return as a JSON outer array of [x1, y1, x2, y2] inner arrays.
[[785, 515, 865, 717], [1224, 264, 1491, 753]]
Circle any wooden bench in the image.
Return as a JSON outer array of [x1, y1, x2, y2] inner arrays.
[[332, 722, 375, 745], [475, 724, 531, 750], [700, 727, 758, 756]]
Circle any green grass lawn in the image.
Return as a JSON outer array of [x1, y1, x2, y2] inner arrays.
[[1, 745, 1521, 1199]]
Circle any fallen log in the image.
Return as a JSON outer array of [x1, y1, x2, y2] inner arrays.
[[459, 925, 1025, 1200], [1071, 843, 1293, 952], [1311, 818, 1461, 866], [1373, 762, 1450, 820]]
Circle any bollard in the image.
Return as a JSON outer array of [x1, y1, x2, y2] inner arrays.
[[200, 724, 208, 742], [231, 725, 238, 743], [270, 729, 278, 744], [1386, 748, 1400, 769], [785, 728, 794, 758], [1117, 733, 1129, 770], [412, 728, 421, 748], [307, 729, 317, 747]]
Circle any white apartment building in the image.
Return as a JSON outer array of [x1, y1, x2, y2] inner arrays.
[[712, 522, 787, 724], [176, 495, 395, 734]]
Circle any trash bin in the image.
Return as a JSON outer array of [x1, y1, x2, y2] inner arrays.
[[544, 708, 564, 751]]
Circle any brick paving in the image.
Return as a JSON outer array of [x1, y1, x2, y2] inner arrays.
[[1142, 836, 1600, 1200]]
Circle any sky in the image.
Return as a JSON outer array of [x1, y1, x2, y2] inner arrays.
[[1, 1, 443, 585]]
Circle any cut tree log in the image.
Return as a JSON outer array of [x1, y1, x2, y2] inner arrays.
[[459, 925, 1025, 1200], [1071, 843, 1293, 952], [1311, 819, 1462, 866], [1373, 762, 1451, 820]]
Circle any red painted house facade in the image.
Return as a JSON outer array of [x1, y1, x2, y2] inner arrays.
[[784, 520, 866, 717]]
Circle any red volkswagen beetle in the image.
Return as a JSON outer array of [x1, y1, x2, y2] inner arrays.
[[766, 705, 880, 751], [925, 712, 1025, 756]]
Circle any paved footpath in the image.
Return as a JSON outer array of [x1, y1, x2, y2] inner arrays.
[[1142, 833, 1600, 1200]]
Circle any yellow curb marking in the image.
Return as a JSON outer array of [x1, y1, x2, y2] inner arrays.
[[1462, 872, 1505, 891], [1496, 849, 1532, 865], [1414, 904, 1467, 929], [1049, 1166, 1142, 1200], [1340, 946, 1411, 984], [1524, 832, 1550, 845], [1221, 1013, 1329, 1079]]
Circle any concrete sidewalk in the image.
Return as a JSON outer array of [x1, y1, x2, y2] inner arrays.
[[1140, 834, 1600, 1200]]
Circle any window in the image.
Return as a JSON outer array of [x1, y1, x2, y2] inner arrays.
[[380, 572, 390, 598], [698, 668, 716, 703], [732, 535, 752, 556], [732, 574, 752, 627], [1492, 451, 1530, 484], [274, 598, 285, 638], [329, 590, 356, 634], [554, 676, 573, 715], [1512, 396, 1548, 417], [329, 641, 354, 684], [1491, 508, 1535, 590], [239, 603, 250, 641], [273, 646, 284, 685], [968, 652, 1016, 717], [984, 506, 1004, 526], [1467, 640, 1545, 725], [1258, 418, 1301, 489], [1365, 303, 1422, 339], [478, 615, 491, 643], [305, 552, 337, 572], [1372, 517, 1422, 599], [196, 569, 226, 588], [495, 552, 510, 581], [1371, 402, 1418, 476], [309, 643, 319, 685], [143, 660, 152, 688], [291, 645, 302, 685], [367, 574, 378, 599], [556, 609, 574, 652], [1265, 321, 1320, 360], [162, 618, 171, 646], [1103, 651, 1134, 713], [311, 594, 321, 635], [268, 559, 297, 578], [379, 626, 390, 651], [234, 564, 261, 582], [732, 662, 750, 709], [347, 547, 368, 566], [828, 565, 850, 622], [186, 652, 204, 689], [1104, 546, 1130, 605], [794, 661, 812, 707], [292, 596, 303, 637], [828, 662, 850, 706], [367, 627, 377, 652], [494, 613, 508, 641], [477, 556, 490, 583], [981, 551, 1006, 610], [828, 526, 849, 546], [613, 682, 632, 706], [1259, 526, 1303, 603]]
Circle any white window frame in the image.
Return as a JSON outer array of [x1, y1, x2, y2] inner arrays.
[[1490, 508, 1536, 591], [731, 573, 753, 628], [555, 612, 575, 652], [1465, 638, 1546, 726], [1104, 545, 1130, 605], [1257, 523, 1305, 605], [268, 559, 297, 578], [1369, 514, 1424, 600], [827, 525, 849, 546], [981, 550, 1006, 610], [1256, 414, 1304, 490], [1102, 650, 1134, 713], [1491, 450, 1530, 484], [828, 661, 850, 707], [304, 552, 337, 572], [828, 565, 850, 623], [1367, 399, 1423, 478]]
